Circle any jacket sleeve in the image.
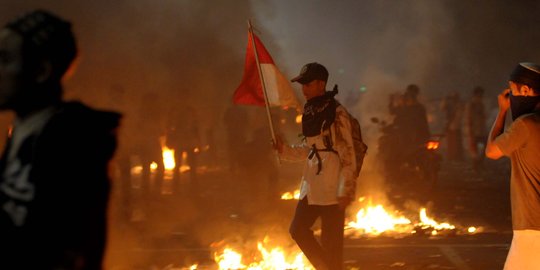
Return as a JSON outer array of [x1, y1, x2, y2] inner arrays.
[[279, 140, 309, 162], [334, 106, 357, 200]]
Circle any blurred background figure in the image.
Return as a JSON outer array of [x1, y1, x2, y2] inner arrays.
[[391, 84, 431, 158], [166, 105, 201, 195], [442, 91, 464, 162], [223, 105, 248, 174], [465, 86, 487, 174]]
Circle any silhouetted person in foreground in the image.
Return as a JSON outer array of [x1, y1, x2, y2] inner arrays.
[[486, 63, 540, 269], [0, 10, 120, 270]]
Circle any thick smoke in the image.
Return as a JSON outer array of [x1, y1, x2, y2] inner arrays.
[[256, 0, 540, 203], [256, 0, 540, 122], [2, 0, 540, 268]]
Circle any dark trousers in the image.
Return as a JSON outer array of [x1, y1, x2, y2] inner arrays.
[[289, 197, 345, 270]]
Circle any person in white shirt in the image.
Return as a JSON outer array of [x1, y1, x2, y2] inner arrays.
[[275, 62, 358, 270]]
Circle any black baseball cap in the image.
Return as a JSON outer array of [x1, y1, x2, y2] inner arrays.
[[291, 62, 329, 84]]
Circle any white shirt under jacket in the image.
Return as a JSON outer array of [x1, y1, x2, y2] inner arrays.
[[280, 105, 357, 205]]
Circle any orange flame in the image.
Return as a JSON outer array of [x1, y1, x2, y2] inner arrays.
[[295, 114, 302, 124], [346, 203, 412, 236], [345, 198, 462, 237], [213, 239, 313, 270], [280, 189, 300, 200], [179, 151, 191, 173], [426, 141, 440, 150], [162, 146, 176, 170], [418, 208, 455, 231]]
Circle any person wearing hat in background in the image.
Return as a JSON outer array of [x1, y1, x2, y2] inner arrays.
[[274, 62, 358, 270], [486, 62, 540, 269], [0, 10, 120, 269]]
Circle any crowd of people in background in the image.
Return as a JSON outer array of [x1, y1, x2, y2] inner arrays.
[[383, 83, 492, 179]]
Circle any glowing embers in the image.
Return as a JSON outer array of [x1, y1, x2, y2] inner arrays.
[[280, 189, 300, 200], [179, 151, 191, 173], [295, 114, 302, 124], [212, 238, 313, 270]]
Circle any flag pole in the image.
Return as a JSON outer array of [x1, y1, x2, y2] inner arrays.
[[248, 20, 278, 148]]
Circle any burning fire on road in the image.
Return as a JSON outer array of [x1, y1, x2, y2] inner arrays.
[[344, 198, 478, 238], [210, 237, 313, 270], [280, 191, 480, 238]]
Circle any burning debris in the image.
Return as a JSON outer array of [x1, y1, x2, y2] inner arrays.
[[210, 238, 313, 270], [281, 192, 479, 238], [345, 198, 479, 238], [345, 203, 412, 236]]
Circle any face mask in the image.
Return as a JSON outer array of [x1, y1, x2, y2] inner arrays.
[[509, 93, 540, 120]]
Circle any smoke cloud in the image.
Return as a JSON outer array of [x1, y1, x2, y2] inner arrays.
[[2, 0, 539, 268]]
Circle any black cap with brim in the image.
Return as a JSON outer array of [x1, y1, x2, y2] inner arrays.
[[510, 62, 540, 90], [291, 62, 329, 84]]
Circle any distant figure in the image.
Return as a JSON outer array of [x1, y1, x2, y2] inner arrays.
[[0, 10, 120, 270], [390, 84, 430, 156], [465, 87, 487, 173], [133, 92, 164, 197], [166, 105, 201, 192], [486, 62, 540, 270], [224, 105, 248, 174], [244, 127, 279, 198], [441, 92, 464, 161]]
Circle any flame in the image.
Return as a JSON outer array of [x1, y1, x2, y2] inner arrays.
[[346, 204, 412, 236], [426, 141, 440, 150], [280, 189, 300, 200], [162, 146, 176, 170], [190, 264, 198, 270], [130, 165, 143, 176], [213, 240, 313, 270], [215, 248, 246, 270], [345, 199, 462, 237], [160, 137, 177, 194], [418, 208, 455, 231], [295, 114, 302, 124], [179, 151, 191, 173], [150, 161, 158, 172]]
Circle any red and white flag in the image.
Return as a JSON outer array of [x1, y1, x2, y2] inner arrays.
[[233, 31, 300, 108]]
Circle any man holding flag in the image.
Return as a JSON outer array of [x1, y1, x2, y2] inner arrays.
[[232, 23, 359, 269], [274, 63, 358, 270]]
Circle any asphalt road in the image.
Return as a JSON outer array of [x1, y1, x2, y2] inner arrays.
[[105, 155, 513, 270]]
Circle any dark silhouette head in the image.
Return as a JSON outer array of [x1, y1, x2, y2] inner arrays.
[[0, 10, 77, 115], [5, 9, 77, 83]]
